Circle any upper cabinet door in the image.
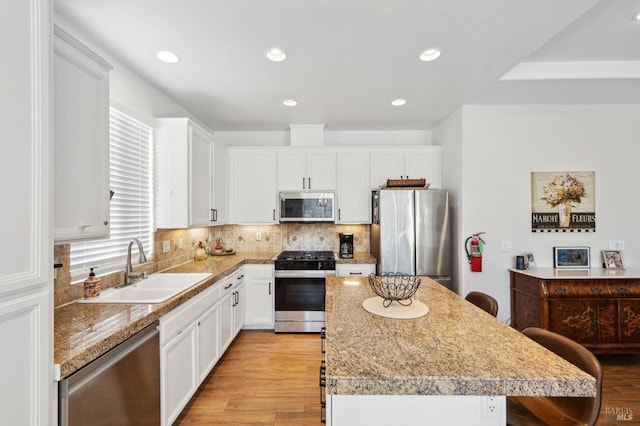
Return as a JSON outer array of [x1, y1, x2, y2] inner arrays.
[[337, 151, 371, 224], [54, 26, 112, 243], [404, 147, 441, 188], [277, 151, 306, 190], [370, 147, 442, 189], [157, 118, 217, 228], [212, 142, 228, 225], [229, 149, 277, 223], [277, 150, 336, 191], [188, 125, 214, 226], [370, 150, 404, 189], [307, 150, 336, 190]]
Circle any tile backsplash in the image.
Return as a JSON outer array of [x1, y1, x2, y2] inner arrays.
[[54, 223, 369, 307]]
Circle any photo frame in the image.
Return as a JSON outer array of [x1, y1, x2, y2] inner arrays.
[[602, 250, 625, 270], [553, 246, 591, 269], [524, 252, 536, 269]]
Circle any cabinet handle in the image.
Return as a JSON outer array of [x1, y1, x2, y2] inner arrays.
[[237, 275, 244, 280], [268, 281, 271, 295], [349, 272, 362, 275], [224, 283, 233, 290], [338, 209, 341, 220], [617, 286, 629, 293], [103, 221, 109, 226], [308, 177, 311, 189], [320, 326, 326, 354], [302, 177, 306, 189], [79, 224, 90, 230], [591, 286, 602, 293], [211, 208, 215, 222], [273, 209, 276, 221], [554, 286, 566, 293]]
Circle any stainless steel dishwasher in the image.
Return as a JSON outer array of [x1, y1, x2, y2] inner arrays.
[[59, 321, 160, 425]]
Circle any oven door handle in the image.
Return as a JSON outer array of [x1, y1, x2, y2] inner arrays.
[[274, 270, 336, 279]]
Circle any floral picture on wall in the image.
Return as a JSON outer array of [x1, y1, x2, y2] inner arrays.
[[531, 171, 595, 232]]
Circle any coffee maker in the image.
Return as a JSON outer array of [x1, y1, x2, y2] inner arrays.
[[339, 233, 354, 259]]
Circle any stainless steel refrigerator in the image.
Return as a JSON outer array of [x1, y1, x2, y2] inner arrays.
[[371, 188, 451, 289]]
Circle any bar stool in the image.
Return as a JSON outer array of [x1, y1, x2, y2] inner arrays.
[[507, 327, 602, 426], [464, 291, 498, 317]]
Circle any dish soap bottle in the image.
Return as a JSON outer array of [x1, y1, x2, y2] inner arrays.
[[84, 267, 101, 298]]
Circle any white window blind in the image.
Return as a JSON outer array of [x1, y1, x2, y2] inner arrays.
[[70, 107, 155, 282]]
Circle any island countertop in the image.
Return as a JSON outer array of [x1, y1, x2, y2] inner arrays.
[[324, 276, 596, 397]]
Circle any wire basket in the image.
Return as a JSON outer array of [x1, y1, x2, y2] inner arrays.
[[368, 273, 421, 307]]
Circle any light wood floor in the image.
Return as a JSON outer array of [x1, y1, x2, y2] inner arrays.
[[176, 330, 640, 425]]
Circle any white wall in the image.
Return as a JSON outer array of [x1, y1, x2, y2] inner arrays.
[[435, 104, 640, 323], [433, 110, 463, 293]]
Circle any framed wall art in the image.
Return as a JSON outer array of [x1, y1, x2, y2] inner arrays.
[[602, 250, 625, 269], [524, 252, 536, 269], [553, 246, 591, 269], [531, 171, 595, 233]]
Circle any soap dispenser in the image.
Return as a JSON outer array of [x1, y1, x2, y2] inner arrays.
[[84, 267, 101, 298]]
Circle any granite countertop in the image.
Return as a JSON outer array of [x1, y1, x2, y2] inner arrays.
[[54, 251, 277, 378], [510, 267, 640, 280], [336, 252, 376, 264], [55, 251, 377, 378], [324, 276, 596, 397]]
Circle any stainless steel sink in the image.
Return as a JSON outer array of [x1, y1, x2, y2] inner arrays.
[[78, 273, 212, 304]]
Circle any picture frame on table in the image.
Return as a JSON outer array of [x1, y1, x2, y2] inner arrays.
[[524, 252, 536, 269], [602, 250, 625, 269], [553, 246, 590, 269]]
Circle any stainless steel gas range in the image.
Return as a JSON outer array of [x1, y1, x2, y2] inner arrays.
[[274, 251, 336, 333]]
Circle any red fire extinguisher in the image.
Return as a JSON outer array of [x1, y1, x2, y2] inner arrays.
[[465, 232, 486, 272]]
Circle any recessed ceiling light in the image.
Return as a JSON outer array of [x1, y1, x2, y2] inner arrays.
[[391, 99, 407, 107], [266, 48, 287, 62], [283, 99, 297, 107], [419, 48, 441, 62], [156, 50, 180, 64], [634, 11, 640, 21]]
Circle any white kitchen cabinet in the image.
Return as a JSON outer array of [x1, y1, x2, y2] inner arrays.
[[220, 270, 245, 352], [370, 147, 441, 189], [196, 303, 220, 383], [53, 25, 112, 242], [336, 150, 371, 223], [161, 321, 197, 426], [159, 282, 222, 426], [157, 118, 226, 228], [213, 141, 228, 224], [277, 150, 336, 191], [233, 281, 245, 336], [336, 264, 376, 277], [244, 265, 274, 329], [228, 149, 278, 223]]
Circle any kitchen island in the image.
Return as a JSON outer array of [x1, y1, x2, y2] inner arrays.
[[324, 276, 596, 426]]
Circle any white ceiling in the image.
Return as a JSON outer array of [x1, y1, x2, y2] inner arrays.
[[54, 0, 640, 132]]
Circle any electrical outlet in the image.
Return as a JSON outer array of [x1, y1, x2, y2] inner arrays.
[[501, 241, 512, 252], [256, 231, 262, 241], [162, 241, 170, 253], [178, 238, 184, 249], [609, 240, 625, 250]]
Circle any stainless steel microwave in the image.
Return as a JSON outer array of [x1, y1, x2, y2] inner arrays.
[[279, 191, 335, 222]]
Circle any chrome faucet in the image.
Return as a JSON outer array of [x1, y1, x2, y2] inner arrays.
[[121, 238, 148, 286]]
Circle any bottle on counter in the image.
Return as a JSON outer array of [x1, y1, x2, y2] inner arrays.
[[84, 267, 101, 298], [194, 241, 208, 260]]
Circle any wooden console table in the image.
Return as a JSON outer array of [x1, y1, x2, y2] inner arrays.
[[510, 268, 640, 354]]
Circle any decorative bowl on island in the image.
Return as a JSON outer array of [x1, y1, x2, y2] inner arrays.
[[368, 273, 421, 307]]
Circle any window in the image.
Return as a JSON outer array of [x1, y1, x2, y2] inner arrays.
[[70, 107, 155, 281]]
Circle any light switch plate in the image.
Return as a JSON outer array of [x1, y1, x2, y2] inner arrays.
[[162, 240, 170, 253], [501, 241, 512, 252], [609, 240, 625, 250]]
